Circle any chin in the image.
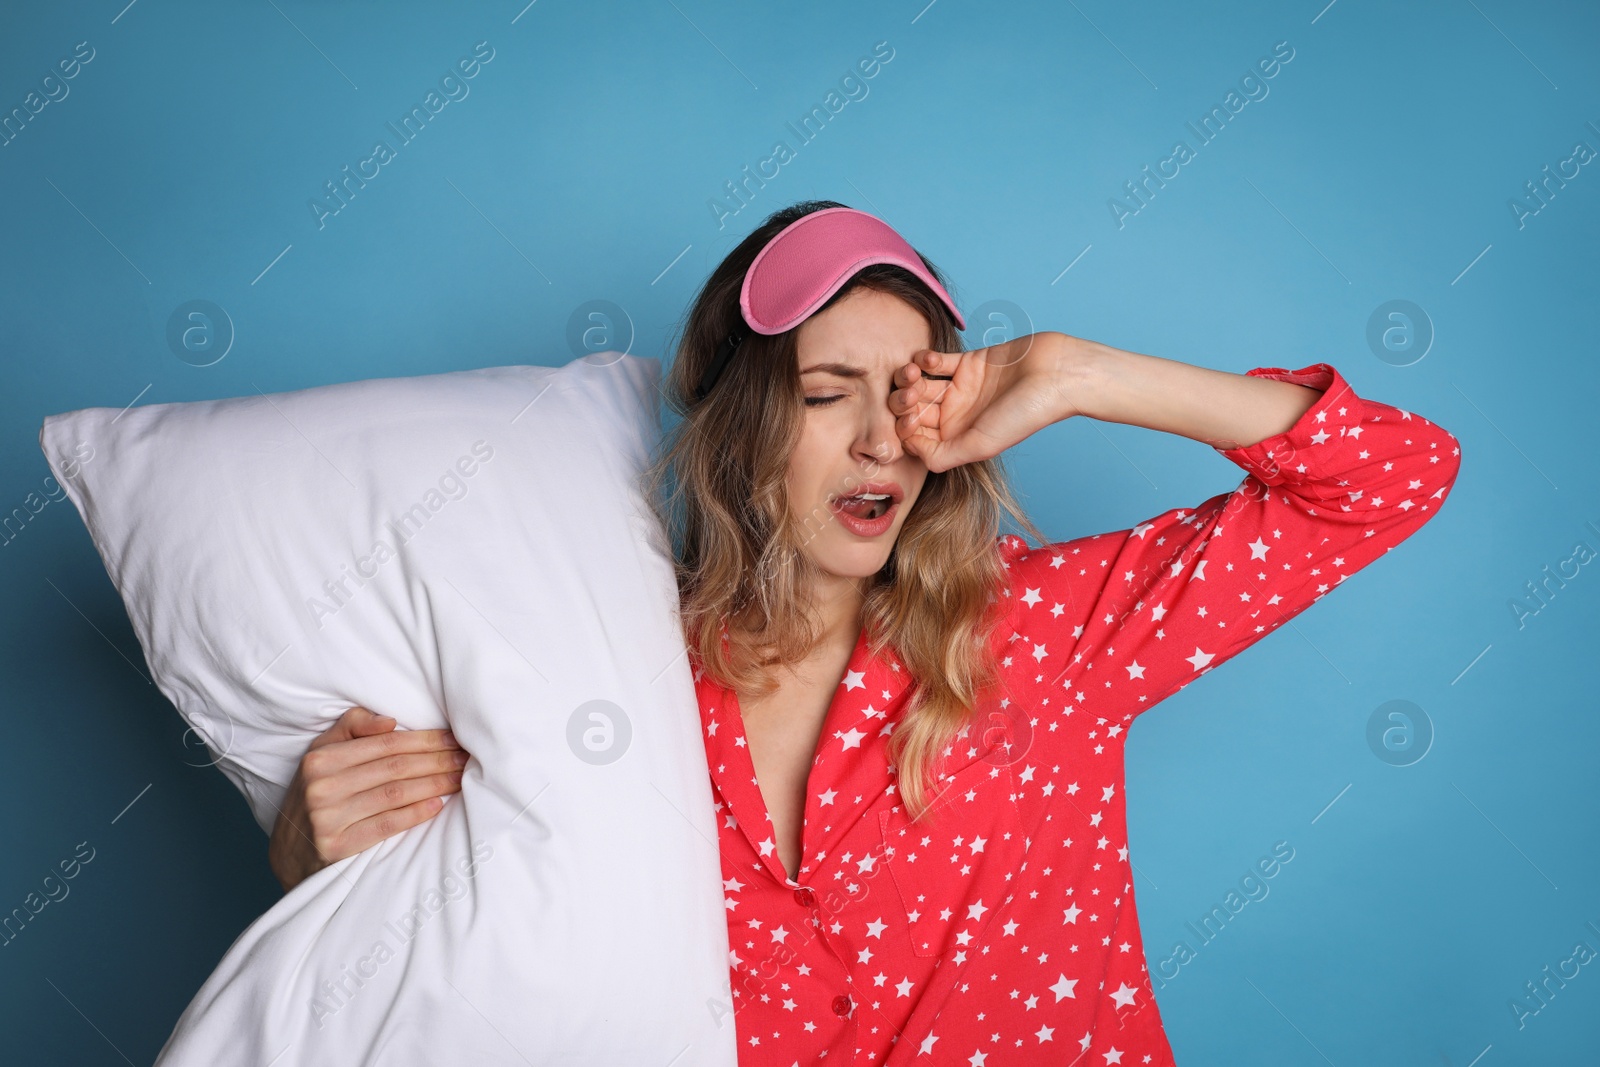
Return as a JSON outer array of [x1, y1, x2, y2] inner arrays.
[[811, 533, 901, 578]]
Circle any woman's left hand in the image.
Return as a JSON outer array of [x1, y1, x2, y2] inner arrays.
[[889, 331, 1078, 473]]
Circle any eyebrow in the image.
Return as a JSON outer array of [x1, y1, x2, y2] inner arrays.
[[799, 362, 868, 378]]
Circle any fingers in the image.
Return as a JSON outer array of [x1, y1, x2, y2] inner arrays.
[[305, 724, 462, 777], [330, 745, 470, 800], [892, 358, 923, 390], [312, 705, 397, 749], [325, 794, 452, 862], [890, 367, 950, 421], [894, 349, 960, 387], [306, 754, 465, 857], [345, 706, 399, 737], [301, 744, 465, 862], [896, 401, 940, 436], [294, 707, 468, 864], [912, 348, 962, 376], [338, 766, 465, 831]]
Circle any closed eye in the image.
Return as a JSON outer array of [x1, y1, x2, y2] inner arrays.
[[804, 395, 846, 407]]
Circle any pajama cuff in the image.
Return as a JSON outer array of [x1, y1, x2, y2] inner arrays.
[[1215, 362, 1353, 488]]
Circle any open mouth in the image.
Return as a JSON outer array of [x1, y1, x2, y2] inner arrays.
[[833, 493, 893, 520], [838, 495, 889, 521], [827, 481, 904, 530]]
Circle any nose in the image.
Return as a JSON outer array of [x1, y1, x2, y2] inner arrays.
[[853, 391, 904, 469]]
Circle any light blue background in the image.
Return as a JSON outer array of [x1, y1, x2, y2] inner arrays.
[[2, 1, 1596, 1063]]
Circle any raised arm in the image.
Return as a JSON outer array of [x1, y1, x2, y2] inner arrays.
[[1051, 336, 1323, 450], [892, 331, 1462, 728], [892, 331, 1321, 469]]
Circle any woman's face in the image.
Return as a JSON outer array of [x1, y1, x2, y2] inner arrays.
[[784, 286, 932, 581]]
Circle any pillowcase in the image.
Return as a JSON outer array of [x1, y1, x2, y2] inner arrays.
[[39, 354, 736, 1067]]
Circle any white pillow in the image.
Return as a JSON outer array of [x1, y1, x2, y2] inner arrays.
[[40, 354, 736, 1067]]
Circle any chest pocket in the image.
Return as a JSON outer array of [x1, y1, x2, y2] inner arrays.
[[877, 750, 1027, 959]]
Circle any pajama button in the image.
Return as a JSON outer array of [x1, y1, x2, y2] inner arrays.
[[831, 994, 852, 1016], [793, 887, 815, 907]]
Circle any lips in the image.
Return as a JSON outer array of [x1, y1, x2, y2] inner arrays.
[[828, 481, 905, 509], [828, 481, 905, 529]]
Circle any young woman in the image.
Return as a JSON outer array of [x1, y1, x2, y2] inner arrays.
[[266, 200, 1461, 1064]]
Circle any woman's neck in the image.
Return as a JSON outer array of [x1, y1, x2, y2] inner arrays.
[[726, 569, 870, 680], [809, 570, 867, 647]]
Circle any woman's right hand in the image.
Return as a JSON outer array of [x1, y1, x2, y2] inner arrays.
[[268, 706, 470, 893]]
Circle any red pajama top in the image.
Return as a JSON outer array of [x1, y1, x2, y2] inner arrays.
[[691, 364, 1461, 1066]]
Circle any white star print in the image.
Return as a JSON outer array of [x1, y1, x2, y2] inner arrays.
[[689, 382, 1462, 1067]]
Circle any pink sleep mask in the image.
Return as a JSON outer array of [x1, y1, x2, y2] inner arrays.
[[695, 207, 963, 402], [740, 207, 965, 335]]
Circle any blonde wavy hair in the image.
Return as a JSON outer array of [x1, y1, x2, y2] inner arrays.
[[643, 200, 1049, 822]]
